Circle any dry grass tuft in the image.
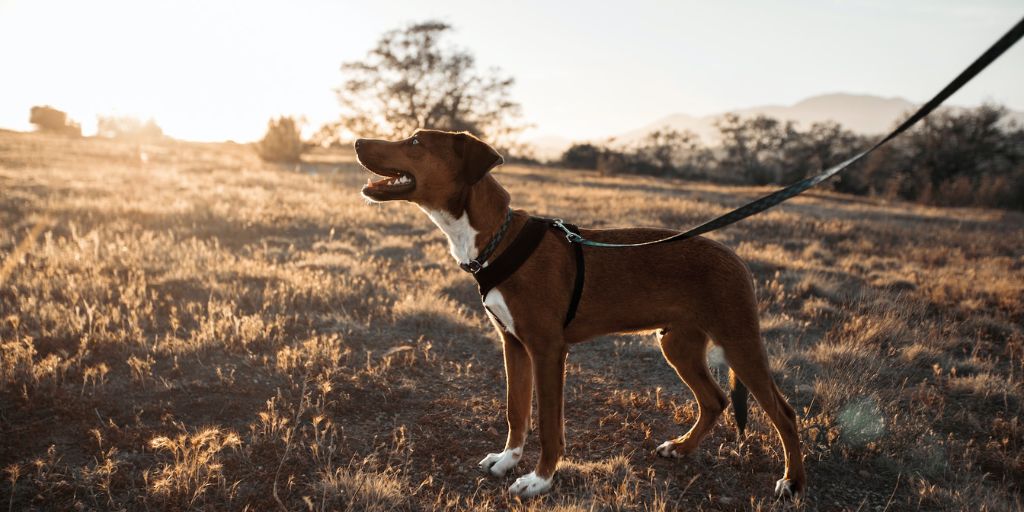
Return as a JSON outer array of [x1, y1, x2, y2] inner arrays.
[[316, 466, 410, 512], [146, 427, 242, 507]]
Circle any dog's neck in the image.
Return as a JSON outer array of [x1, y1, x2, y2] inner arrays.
[[419, 174, 511, 266]]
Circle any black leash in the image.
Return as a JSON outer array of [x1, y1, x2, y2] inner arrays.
[[552, 16, 1024, 248]]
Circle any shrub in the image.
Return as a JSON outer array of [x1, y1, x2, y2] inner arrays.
[[29, 106, 81, 136], [256, 116, 302, 163], [561, 143, 601, 170]]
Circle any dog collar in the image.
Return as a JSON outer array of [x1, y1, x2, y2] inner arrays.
[[459, 208, 514, 274]]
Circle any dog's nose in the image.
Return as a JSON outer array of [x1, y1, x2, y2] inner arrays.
[[354, 139, 364, 150]]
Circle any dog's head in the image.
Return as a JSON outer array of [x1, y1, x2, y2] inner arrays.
[[355, 130, 503, 212]]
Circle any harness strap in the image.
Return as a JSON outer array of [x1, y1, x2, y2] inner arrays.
[[563, 224, 585, 328], [474, 217, 550, 297], [472, 216, 586, 329]]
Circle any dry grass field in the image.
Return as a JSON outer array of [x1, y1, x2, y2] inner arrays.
[[1, 130, 1022, 511]]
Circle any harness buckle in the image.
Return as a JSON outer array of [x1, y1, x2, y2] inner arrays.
[[552, 219, 583, 244], [460, 260, 483, 274]]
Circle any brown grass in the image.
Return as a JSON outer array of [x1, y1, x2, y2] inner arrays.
[[1, 130, 1022, 510]]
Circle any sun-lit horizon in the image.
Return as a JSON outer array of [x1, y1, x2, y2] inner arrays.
[[1, 0, 1022, 143]]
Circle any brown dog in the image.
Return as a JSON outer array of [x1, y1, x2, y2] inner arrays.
[[355, 130, 805, 500]]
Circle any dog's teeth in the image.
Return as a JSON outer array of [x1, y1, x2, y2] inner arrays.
[[367, 177, 372, 186]]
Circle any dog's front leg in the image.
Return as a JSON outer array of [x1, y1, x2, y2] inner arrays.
[[509, 345, 567, 498], [479, 332, 532, 477]]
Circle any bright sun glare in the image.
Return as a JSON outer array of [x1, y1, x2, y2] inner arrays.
[[0, 1, 365, 141]]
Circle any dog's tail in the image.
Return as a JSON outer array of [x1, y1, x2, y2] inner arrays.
[[729, 369, 748, 437]]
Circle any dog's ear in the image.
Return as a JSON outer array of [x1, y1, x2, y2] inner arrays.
[[453, 132, 503, 183]]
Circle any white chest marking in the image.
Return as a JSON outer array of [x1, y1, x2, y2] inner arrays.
[[420, 207, 514, 334], [483, 289, 516, 336], [420, 207, 479, 264]]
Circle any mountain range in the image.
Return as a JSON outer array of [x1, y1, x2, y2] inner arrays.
[[529, 93, 1024, 160]]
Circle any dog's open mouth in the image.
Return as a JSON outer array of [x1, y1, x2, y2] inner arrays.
[[360, 167, 416, 198]]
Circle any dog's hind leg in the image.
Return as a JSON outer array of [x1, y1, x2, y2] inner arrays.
[[479, 332, 532, 477], [655, 326, 727, 458], [717, 329, 806, 499]]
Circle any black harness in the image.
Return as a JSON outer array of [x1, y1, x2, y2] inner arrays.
[[462, 213, 585, 329]]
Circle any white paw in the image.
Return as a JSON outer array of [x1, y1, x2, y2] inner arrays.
[[508, 471, 552, 499], [656, 440, 684, 458], [775, 478, 802, 500], [478, 448, 522, 477]]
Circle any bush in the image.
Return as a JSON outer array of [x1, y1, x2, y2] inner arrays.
[[97, 115, 163, 140], [256, 117, 303, 163], [29, 106, 81, 136], [561, 143, 601, 170], [860, 105, 1024, 208], [563, 130, 711, 178]]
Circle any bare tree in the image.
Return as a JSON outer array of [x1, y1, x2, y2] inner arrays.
[[321, 21, 523, 150], [781, 121, 864, 185], [636, 129, 711, 177], [714, 114, 796, 184]]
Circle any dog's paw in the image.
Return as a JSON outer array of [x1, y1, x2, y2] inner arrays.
[[508, 471, 552, 499], [655, 440, 690, 458], [478, 448, 522, 477], [774, 478, 804, 500]]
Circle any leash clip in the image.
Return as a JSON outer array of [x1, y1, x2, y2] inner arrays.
[[552, 219, 583, 244]]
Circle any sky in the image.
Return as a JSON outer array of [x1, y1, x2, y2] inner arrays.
[[1, 0, 1022, 143]]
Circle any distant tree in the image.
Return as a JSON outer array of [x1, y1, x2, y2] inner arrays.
[[29, 106, 81, 136], [256, 116, 303, 163], [96, 115, 163, 140], [635, 129, 680, 174], [323, 21, 523, 151], [862, 104, 1024, 208], [634, 129, 712, 178], [596, 149, 630, 176], [714, 114, 797, 184], [781, 121, 866, 187], [561, 143, 602, 170]]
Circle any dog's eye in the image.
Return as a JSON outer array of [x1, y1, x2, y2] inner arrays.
[[411, 138, 420, 145]]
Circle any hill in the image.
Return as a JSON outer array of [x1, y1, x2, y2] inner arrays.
[[536, 93, 1024, 157]]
